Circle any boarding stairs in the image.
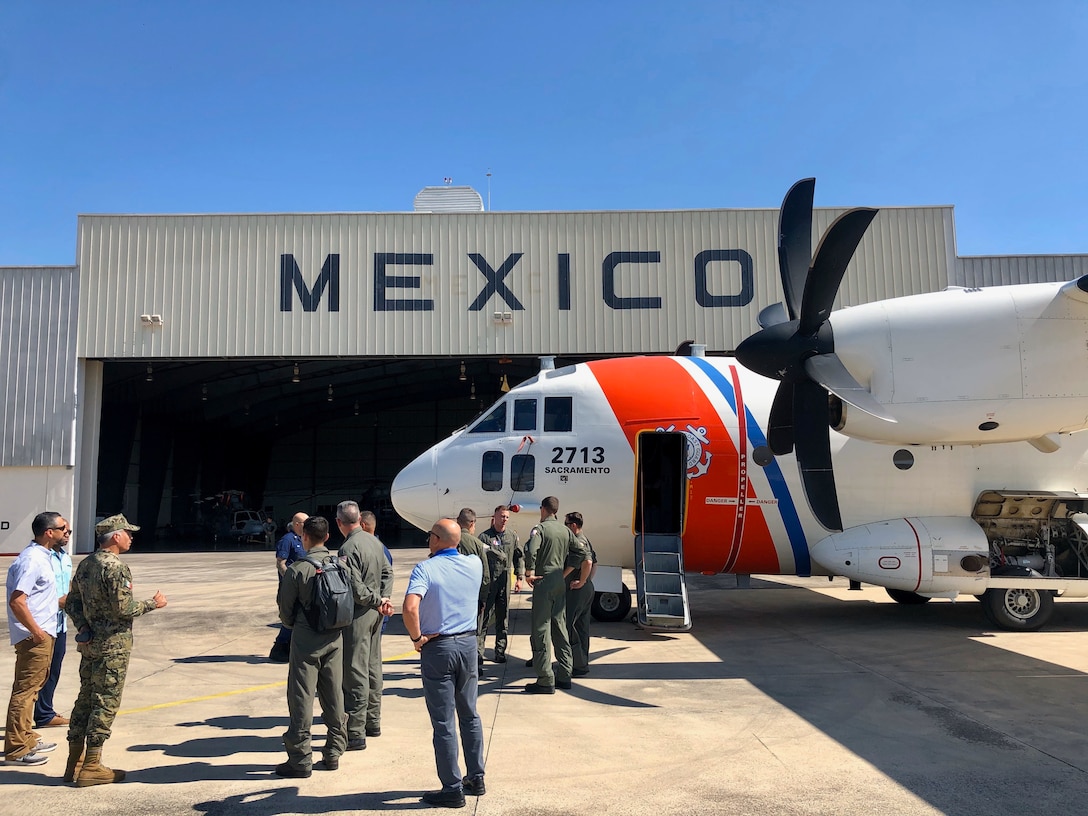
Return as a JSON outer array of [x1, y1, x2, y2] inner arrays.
[[635, 532, 692, 630], [633, 430, 693, 632]]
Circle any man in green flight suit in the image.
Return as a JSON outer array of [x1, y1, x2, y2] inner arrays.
[[455, 509, 491, 667], [336, 500, 393, 750], [65, 514, 168, 787], [523, 497, 589, 694], [275, 515, 349, 777], [477, 505, 523, 664]]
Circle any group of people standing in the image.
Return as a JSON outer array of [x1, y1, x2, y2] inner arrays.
[[4, 511, 167, 786], [272, 501, 393, 779]]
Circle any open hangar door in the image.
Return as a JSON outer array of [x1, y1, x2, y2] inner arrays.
[[95, 356, 546, 550]]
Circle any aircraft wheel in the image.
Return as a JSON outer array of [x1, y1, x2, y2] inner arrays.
[[980, 587, 1055, 631], [885, 588, 932, 605], [591, 584, 632, 622]]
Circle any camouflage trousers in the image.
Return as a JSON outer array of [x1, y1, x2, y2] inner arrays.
[[67, 649, 130, 747]]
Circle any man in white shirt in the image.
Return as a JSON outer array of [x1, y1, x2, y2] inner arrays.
[[4, 512, 65, 766]]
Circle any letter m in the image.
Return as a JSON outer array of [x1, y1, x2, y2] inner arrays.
[[279, 254, 340, 312]]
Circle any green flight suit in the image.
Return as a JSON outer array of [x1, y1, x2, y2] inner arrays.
[[565, 532, 596, 672], [477, 526, 523, 659], [277, 545, 348, 770], [66, 549, 158, 748], [525, 516, 587, 685], [458, 529, 491, 658], [338, 528, 393, 739]]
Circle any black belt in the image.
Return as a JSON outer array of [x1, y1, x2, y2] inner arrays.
[[428, 630, 477, 642]]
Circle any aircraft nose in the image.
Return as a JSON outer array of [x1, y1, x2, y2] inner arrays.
[[391, 447, 439, 531]]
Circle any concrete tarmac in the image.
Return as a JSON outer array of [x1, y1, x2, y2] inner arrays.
[[3, 548, 1088, 815]]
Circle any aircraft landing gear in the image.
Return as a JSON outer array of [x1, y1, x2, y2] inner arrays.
[[885, 588, 932, 605], [591, 584, 632, 622], [979, 587, 1055, 631]]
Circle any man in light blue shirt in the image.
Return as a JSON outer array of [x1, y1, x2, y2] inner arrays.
[[403, 518, 485, 808], [35, 522, 73, 728], [4, 512, 63, 766]]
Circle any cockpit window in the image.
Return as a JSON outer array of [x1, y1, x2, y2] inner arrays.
[[543, 397, 573, 432], [468, 402, 506, 433], [513, 398, 537, 431]]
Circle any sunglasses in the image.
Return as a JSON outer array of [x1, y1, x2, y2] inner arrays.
[[50, 526, 71, 533]]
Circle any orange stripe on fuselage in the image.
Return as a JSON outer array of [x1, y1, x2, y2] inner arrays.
[[586, 358, 781, 575]]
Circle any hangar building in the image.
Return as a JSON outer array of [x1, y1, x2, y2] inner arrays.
[[3, 186, 1087, 553]]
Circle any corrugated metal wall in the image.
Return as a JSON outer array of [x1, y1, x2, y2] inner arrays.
[[959, 255, 1088, 288], [0, 266, 79, 466], [76, 206, 954, 359]]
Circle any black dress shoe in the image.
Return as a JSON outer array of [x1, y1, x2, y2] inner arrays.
[[365, 726, 381, 737], [555, 678, 572, 689], [422, 788, 466, 808], [316, 756, 339, 771], [274, 762, 311, 778], [462, 775, 486, 796], [493, 653, 507, 663], [572, 667, 589, 677], [346, 738, 367, 751], [524, 658, 534, 667], [524, 682, 555, 694]]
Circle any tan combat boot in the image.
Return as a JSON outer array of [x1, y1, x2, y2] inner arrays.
[[75, 746, 127, 787], [63, 739, 84, 783]]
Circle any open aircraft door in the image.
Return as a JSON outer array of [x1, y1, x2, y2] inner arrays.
[[634, 431, 692, 631]]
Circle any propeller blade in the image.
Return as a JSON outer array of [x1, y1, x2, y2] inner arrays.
[[777, 178, 815, 321], [798, 208, 879, 335], [767, 382, 795, 455], [757, 302, 789, 328], [804, 353, 896, 423], [793, 379, 843, 531]]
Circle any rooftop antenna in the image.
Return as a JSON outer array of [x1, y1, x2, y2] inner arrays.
[[486, 168, 492, 211]]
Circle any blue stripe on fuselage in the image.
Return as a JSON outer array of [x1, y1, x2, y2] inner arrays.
[[686, 357, 811, 576]]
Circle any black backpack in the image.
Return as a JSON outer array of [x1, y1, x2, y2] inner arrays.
[[302, 555, 354, 632]]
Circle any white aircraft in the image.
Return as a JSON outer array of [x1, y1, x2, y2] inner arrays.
[[391, 178, 1088, 632]]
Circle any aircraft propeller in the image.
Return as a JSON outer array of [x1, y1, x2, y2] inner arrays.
[[735, 178, 892, 531]]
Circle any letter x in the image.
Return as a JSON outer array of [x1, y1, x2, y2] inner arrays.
[[467, 253, 525, 311]]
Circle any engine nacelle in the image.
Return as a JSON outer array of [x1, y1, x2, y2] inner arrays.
[[810, 517, 990, 594], [827, 279, 1088, 447]]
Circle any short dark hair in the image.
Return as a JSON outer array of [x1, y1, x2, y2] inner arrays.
[[564, 511, 583, 528], [303, 516, 329, 542], [32, 511, 62, 538], [457, 507, 476, 526], [541, 496, 559, 514], [360, 510, 377, 528]]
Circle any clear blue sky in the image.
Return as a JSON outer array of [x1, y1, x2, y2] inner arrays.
[[1, 1, 1086, 266]]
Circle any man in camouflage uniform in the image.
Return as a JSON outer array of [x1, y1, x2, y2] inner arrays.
[[65, 514, 167, 786], [523, 497, 589, 694], [477, 505, 523, 664]]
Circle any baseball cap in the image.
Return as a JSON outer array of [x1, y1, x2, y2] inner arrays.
[[95, 514, 141, 535]]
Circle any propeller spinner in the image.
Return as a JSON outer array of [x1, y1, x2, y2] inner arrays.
[[735, 178, 892, 531]]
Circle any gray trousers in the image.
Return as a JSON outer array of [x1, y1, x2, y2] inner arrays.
[[284, 627, 347, 770], [420, 634, 485, 791], [529, 570, 571, 685], [343, 607, 383, 738]]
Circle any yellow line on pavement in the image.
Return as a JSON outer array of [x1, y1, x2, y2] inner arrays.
[[119, 650, 420, 715]]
